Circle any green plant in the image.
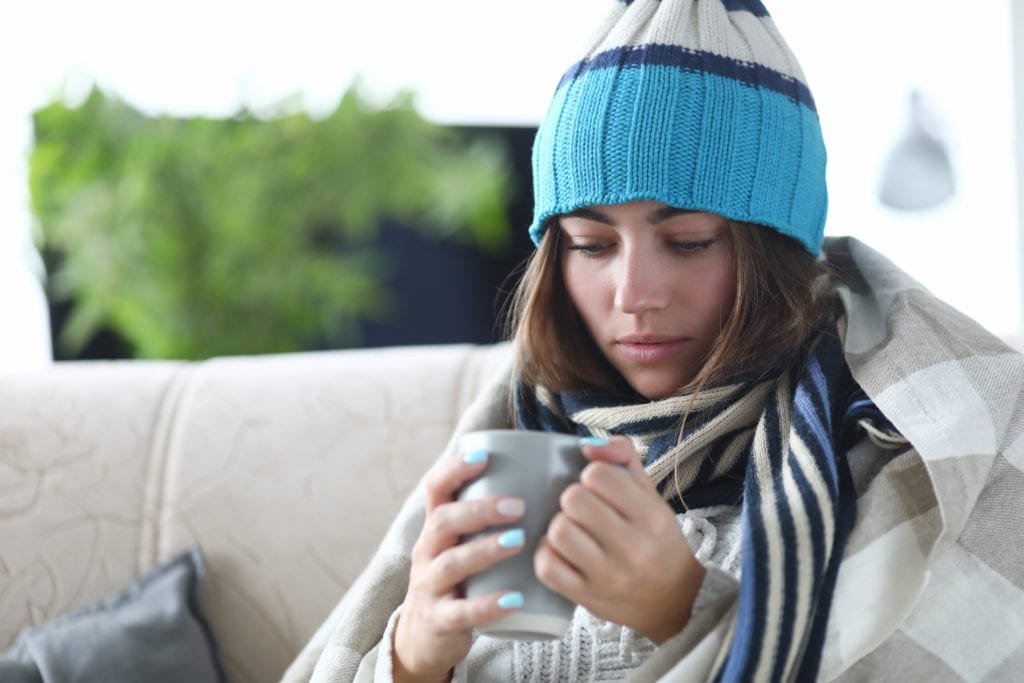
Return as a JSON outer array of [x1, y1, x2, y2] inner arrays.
[[30, 85, 513, 359]]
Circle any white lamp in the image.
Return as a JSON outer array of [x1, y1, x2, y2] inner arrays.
[[878, 90, 956, 211]]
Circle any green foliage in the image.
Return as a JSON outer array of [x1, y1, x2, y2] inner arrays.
[[30, 85, 514, 359]]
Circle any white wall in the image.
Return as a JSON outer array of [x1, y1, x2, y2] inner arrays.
[[773, 0, 1021, 338], [2, 0, 1021, 371]]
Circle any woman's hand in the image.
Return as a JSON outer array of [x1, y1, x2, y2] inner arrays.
[[534, 436, 705, 645], [393, 448, 527, 682]]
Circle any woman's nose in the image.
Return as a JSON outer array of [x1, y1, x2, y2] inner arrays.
[[614, 250, 669, 314]]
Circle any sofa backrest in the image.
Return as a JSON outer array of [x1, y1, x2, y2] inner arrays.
[[0, 342, 512, 683]]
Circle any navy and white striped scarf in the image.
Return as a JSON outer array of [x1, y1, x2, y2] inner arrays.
[[515, 330, 897, 681]]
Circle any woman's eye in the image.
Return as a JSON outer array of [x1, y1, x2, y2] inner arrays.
[[566, 243, 607, 255], [671, 239, 716, 254]]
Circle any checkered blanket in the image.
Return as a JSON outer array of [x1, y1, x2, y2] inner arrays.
[[282, 237, 1024, 682]]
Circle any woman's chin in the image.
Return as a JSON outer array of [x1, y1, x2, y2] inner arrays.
[[627, 372, 695, 401]]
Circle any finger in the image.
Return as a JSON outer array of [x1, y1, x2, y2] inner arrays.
[[431, 589, 526, 634], [424, 528, 526, 595], [415, 495, 525, 560], [423, 447, 492, 512], [558, 481, 629, 544], [534, 536, 586, 602], [580, 436, 635, 467], [545, 511, 606, 573], [578, 461, 656, 521], [582, 436, 658, 490], [581, 436, 652, 486]]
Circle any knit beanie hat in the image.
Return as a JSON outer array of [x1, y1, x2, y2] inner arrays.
[[529, 0, 827, 256]]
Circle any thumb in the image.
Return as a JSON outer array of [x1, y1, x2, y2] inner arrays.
[[580, 435, 649, 483]]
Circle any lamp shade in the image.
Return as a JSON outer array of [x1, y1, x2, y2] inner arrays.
[[878, 90, 956, 211]]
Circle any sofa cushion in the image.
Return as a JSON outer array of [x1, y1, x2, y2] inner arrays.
[[0, 547, 224, 683]]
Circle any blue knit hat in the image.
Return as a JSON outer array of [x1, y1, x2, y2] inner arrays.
[[530, 0, 827, 256]]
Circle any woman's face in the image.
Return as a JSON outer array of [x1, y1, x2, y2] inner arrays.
[[559, 200, 736, 400]]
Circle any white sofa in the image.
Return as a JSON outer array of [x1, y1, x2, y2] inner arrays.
[[0, 342, 513, 683]]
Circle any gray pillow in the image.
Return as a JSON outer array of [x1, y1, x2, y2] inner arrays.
[[0, 547, 226, 683]]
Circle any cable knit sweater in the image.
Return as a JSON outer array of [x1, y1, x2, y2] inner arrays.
[[357, 505, 743, 681]]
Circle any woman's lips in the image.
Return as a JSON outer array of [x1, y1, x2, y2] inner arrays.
[[615, 338, 686, 363]]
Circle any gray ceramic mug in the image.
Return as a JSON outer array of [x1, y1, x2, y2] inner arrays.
[[456, 429, 588, 641]]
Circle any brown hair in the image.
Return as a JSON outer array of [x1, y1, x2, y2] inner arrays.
[[506, 219, 836, 396]]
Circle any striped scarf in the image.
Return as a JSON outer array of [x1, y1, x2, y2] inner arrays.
[[515, 330, 897, 681]]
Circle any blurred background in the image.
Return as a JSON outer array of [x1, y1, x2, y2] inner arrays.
[[2, 0, 1022, 370]]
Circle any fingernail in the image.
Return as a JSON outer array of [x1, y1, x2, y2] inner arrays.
[[497, 592, 524, 610], [497, 529, 525, 548], [579, 437, 609, 447], [496, 498, 525, 518], [463, 448, 488, 465]]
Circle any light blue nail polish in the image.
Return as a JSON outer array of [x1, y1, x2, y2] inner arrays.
[[463, 448, 488, 464], [497, 529, 525, 548], [579, 437, 609, 447], [497, 592, 524, 610]]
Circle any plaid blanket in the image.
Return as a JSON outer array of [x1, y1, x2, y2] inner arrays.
[[282, 237, 1024, 682]]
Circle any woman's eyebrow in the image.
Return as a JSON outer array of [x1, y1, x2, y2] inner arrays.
[[562, 207, 613, 224], [648, 206, 697, 223], [562, 206, 697, 225]]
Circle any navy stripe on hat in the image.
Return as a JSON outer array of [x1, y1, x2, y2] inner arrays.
[[557, 43, 817, 112], [722, 0, 770, 17], [619, 0, 769, 14]]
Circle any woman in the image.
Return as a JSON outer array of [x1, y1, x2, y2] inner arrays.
[[285, 1, 1024, 681], [393, 202, 854, 682]]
